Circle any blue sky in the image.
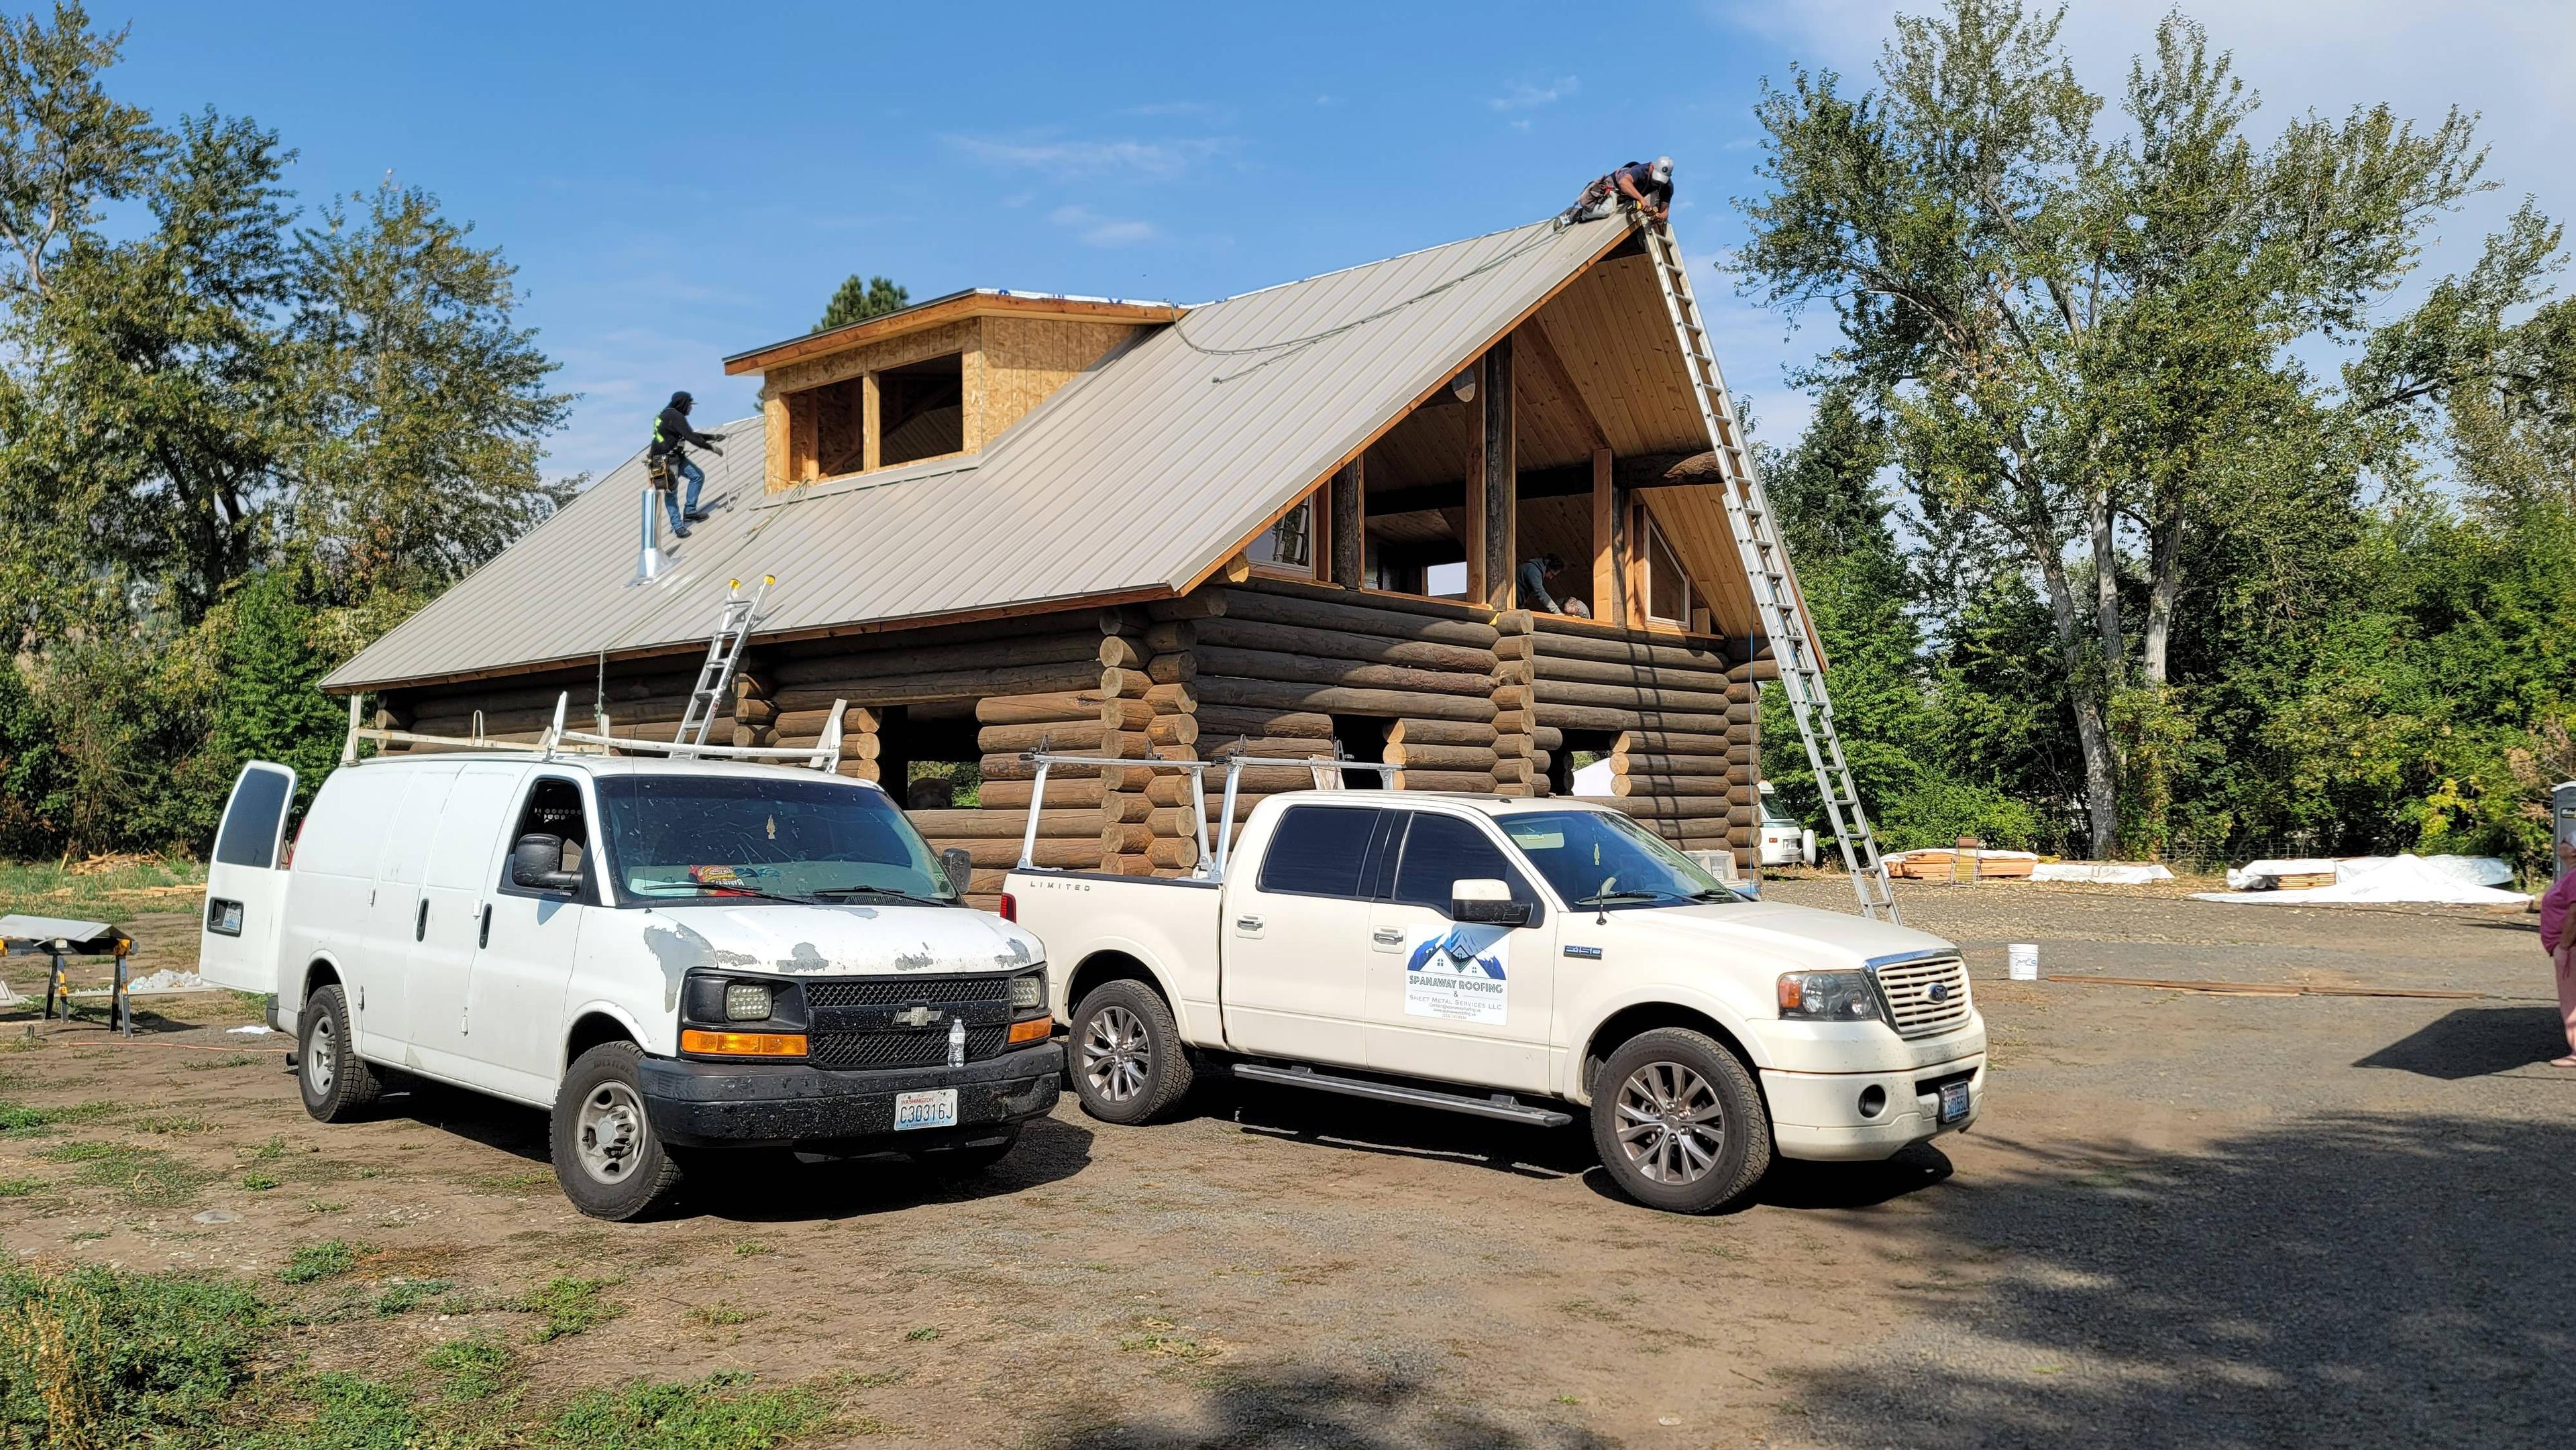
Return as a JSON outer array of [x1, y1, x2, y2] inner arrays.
[[99, 0, 2571, 484]]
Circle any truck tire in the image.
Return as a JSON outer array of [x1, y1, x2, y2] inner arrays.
[[1069, 979, 1193, 1125], [1589, 1027, 1770, 1214], [296, 983, 382, 1123], [551, 1041, 684, 1221]]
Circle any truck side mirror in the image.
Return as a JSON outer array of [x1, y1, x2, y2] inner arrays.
[[511, 833, 581, 893], [938, 846, 974, 897], [1450, 877, 1532, 928]]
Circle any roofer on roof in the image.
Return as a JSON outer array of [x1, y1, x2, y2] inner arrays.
[[1564, 157, 1674, 225], [649, 391, 724, 539]]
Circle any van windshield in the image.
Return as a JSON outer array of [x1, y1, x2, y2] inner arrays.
[[594, 775, 957, 904], [1497, 810, 1745, 909]]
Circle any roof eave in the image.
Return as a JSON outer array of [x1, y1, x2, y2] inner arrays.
[[722, 290, 1186, 376]]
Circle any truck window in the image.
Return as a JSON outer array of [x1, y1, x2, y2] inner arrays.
[[212, 767, 293, 869], [1255, 807, 1385, 898], [1389, 814, 1540, 919], [504, 777, 590, 883], [1499, 810, 1740, 909]]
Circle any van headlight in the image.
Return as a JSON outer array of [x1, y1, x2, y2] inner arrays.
[[722, 982, 775, 1021], [1777, 970, 1882, 1021], [1008, 970, 1046, 1013]]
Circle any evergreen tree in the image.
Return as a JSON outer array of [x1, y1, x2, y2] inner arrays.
[[816, 274, 908, 332]]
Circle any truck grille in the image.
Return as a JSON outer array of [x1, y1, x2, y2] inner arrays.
[[1872, 954, 1972, 1038], [801, 973, 1020, 1073]]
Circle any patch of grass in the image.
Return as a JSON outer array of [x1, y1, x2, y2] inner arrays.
[[182, 1054, 262, 1071], [902, 1325, 938, 1342], [688, 1302, 759, 1328], [522, 1276, 620, 1343], [0, 854, 204, 917], [262, 1370, 423, 1450], [0, 1099, 121, 1136], [305, 1199, 347, 1215], [131, 1113, 217, 1135], [0, 1178, 40, 1198], [731, 1239, 773, 1257], [424, 1334, 517, 1402], [539, 1373, 829, 1450], [243, 1135, 291, 1160], [1117, 1316, 1218, 1361], [239, 1172, 281, 1192], [471, 1167, 554, 1193], [37, 1140, 213, 1207], [281, 1239, 364, 1284], [372, 1279, 454, 1316], [0, 1264, 265, 1448]]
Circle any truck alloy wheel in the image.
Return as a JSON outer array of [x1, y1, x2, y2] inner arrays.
[[551, 1041, 684, 1220], [1068, 979, 1193, 1125], [1589, 1027, 1770, 1214]]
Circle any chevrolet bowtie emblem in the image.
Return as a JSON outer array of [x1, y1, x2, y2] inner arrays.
[[893, 1005, 943, 1028]]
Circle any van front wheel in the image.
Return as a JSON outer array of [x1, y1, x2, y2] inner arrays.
[[552, 1042, 684, 1221], [297, 983, 382, 1123]]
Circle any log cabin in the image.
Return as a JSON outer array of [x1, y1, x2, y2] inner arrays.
[[321, 211, 1794, 903]]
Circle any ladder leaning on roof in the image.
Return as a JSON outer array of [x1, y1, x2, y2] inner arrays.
[[676, 575, 772, 748], [1635, 215, 1901, 924]]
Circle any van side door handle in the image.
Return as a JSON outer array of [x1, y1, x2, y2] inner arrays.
[[478, 903, 492, 949], [415, 899, 429, 942]]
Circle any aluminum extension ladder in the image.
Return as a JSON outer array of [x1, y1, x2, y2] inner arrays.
[[674, 575, 773, 748], [1637, 217, 1901, 922]]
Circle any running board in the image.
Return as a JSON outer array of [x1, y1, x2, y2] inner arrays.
[[1231, 1062, 1573, 1127]]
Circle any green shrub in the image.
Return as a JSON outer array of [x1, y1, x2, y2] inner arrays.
[[423, 1333, 517, 1402], [522, 1275, 620, 1342], [281, 1239, 363, 1284], [539, 1374, 827, 1450], [0, 1265, 264, 1447]]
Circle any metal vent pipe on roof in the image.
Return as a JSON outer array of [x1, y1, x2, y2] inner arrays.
[[635, 487, 663, 582]]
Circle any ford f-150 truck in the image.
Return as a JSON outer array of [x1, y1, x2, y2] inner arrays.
[[1004, 780, 1982, 1213]]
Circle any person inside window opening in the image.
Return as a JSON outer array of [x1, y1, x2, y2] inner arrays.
[[1564, 157, 1674, 225], [1519, 553, 1569, 614], [649, 390, 724, 539]]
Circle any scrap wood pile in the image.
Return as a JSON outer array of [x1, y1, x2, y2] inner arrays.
[[1882, 848, 2038, 879]]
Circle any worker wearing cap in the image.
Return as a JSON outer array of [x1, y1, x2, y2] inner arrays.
[[650, 391, 722, 538], [1565, 157, 1674, 225]]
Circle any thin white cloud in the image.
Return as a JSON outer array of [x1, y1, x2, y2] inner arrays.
[[1491, 75, 1580, 111], [945, 133, 1229, 180], [1050, 204, 1158, 247]]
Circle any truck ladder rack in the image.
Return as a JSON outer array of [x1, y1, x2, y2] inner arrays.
[[1012, 746, 1394, 879], [341, 692, 850, 773], [1638, 215, 1901, 922]]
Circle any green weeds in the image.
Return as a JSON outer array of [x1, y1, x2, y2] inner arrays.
[[521, 1275, 620, 1342], [539, 1373, 828, 1450], [280, 1239, 363, 1284], [37, 1140, 212, 1207]]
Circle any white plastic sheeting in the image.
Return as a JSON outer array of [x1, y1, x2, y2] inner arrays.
[[2031, 862, 2176, 884], [2193, 853, 2530, 906]]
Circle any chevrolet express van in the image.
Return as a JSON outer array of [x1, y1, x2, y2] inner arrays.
[[198, 753, 1061, 1219]]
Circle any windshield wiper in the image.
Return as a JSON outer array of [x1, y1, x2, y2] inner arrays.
[[1687, 888, 1742, 902], [810, 886, 956, 907], [1575, 889, 1664, 907], [684, 885, 822, 907]]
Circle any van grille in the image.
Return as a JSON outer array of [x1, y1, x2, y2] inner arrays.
[[801, 973, 1020, 1074], [804, 974, 1012, 1009], [808, 1025, 1009, 1072], [1872, 954, 1972, 1038]]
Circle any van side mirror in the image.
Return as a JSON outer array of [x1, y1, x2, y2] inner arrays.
[[1450, 877, 1532, 928], [938, 847, 974, 897], [511, 833, 581, 893]]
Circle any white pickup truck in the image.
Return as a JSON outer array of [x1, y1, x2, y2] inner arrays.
[[1004, 781, 1983, 1213]]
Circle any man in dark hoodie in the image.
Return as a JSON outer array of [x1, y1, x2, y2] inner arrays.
[[649, 390, 724, 537]]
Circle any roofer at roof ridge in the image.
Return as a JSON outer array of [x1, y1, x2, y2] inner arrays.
[[1564, 157, 1674, 225]]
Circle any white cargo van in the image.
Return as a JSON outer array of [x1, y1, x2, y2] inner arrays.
[[1001, 755, 1982, 1215], [199, 736, 1061, 1220]]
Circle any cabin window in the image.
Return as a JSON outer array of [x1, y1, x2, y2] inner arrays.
[[878, 353, 964, 466], [1247, 494, 1317, 577], [1646, 517, 1693, 626]]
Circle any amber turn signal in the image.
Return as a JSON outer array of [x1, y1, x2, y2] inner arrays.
[[1007, 1017, 1052, 1046], [680, 1029, 808, 1058]]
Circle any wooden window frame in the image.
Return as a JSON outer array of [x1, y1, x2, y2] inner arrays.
[[1643, 514, 1694, 628], [1246, 487, 1322, 580]]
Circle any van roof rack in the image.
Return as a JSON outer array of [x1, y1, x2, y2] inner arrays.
[[339, 693, 850, 774]]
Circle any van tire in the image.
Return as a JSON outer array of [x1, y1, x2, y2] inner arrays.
[[1589, 1028, 1770, 1214], [297, 984, 382, 1122], [552, 1042, 683, 1221], [1069, 979, 1192, 1125]]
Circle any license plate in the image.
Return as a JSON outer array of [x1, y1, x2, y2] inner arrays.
[[1938, 1080, 1971, 1124], [893, 1089, 958, 1131]]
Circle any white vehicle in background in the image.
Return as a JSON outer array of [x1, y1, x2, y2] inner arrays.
[[1001, 755, 1984, 1215], [1756, 782, 1818, 869], [195, 698, 1059, 1221]]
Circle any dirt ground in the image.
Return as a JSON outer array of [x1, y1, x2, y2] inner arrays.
[[5, 877, 2572, 1449]]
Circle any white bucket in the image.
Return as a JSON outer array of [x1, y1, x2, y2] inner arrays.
[[2006, 943, 2039, 981]]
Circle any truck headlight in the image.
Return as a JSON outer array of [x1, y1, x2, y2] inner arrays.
[[1777, 970, 1882, 1022], [1008, 970, 1046, 1013], [723, 982, 775, 1021]]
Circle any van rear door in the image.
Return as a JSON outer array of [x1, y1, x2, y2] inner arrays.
[[199, 762, 297, 994]]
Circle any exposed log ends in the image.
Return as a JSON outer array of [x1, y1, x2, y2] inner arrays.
[[1493, 634, 1534, 662], [975, 690, 1110, 726], [1494, 610, 1537, 636], [1097, 605, 1149, 636], [1385, 719, 1499, 747], [1727, 658, 1782, 684], [1144, 682, 1199, 713], [1384, 743, 1501, 771], [1195, 706, 1332, 740], [1193, 645, 1491, 698], [1101, 698, 1154, 730], [1146, 653, 1198, 685], [1491, 711, 1534, 737], [1100, 667, 1150, 698], [1097, 636, 1146, 669], [1102, 822, 1155, 854], [1102, 791, 1152, 824], [1193, 676, 1496, 724], [1493, 759, 1535, 784], [1145, 838, 1200, 870], [1191, 618, 1497, 674], [1146, 592, 1226, 621], [1143, 621, 1197, 653], [1214, 586, 1499, 648], [1146, 714, 1199, 747], [1532, 726, 1564, 752], [1393, 769, 1500, 793]]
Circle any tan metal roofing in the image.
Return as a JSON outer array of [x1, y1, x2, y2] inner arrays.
[[325, 214, 1632, 693]]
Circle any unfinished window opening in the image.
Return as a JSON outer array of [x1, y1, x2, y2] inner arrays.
[[879, 353, 964, 467], [1329, 714, 1392, 779], [1552, 728, 1619, 797], [1512, 490, 1595, 619], [1359, 393, 1474, 600], [1645, 514, 1693, 626], [1246, 491, 1318, 577], [883, 702, 983, 809]]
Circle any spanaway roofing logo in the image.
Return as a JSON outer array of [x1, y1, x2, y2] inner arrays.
[[1407, 928, 1506, 979]]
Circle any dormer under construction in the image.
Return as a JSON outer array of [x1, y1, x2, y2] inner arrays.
[[321, 208, 1852, 905]]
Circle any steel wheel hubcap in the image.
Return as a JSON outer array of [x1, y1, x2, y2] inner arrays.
[[576, 1080, 649, 1184], [1082, 1005, 1150, 1103], [1614, 1060, 1725, 1186], [307, 1015, 337, 1095]]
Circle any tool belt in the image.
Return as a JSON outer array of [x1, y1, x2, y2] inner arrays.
[[646, 451, 678, 490]]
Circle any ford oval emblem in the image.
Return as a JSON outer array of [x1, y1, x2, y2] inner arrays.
[[1926, 982, 1950, 1004]]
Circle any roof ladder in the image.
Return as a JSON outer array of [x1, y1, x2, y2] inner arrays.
[[675, 575, 773, 748], [1636, 217, 1900, 924]]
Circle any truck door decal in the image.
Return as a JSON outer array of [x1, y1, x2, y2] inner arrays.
[[1401, 924, 1510, 1024]]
